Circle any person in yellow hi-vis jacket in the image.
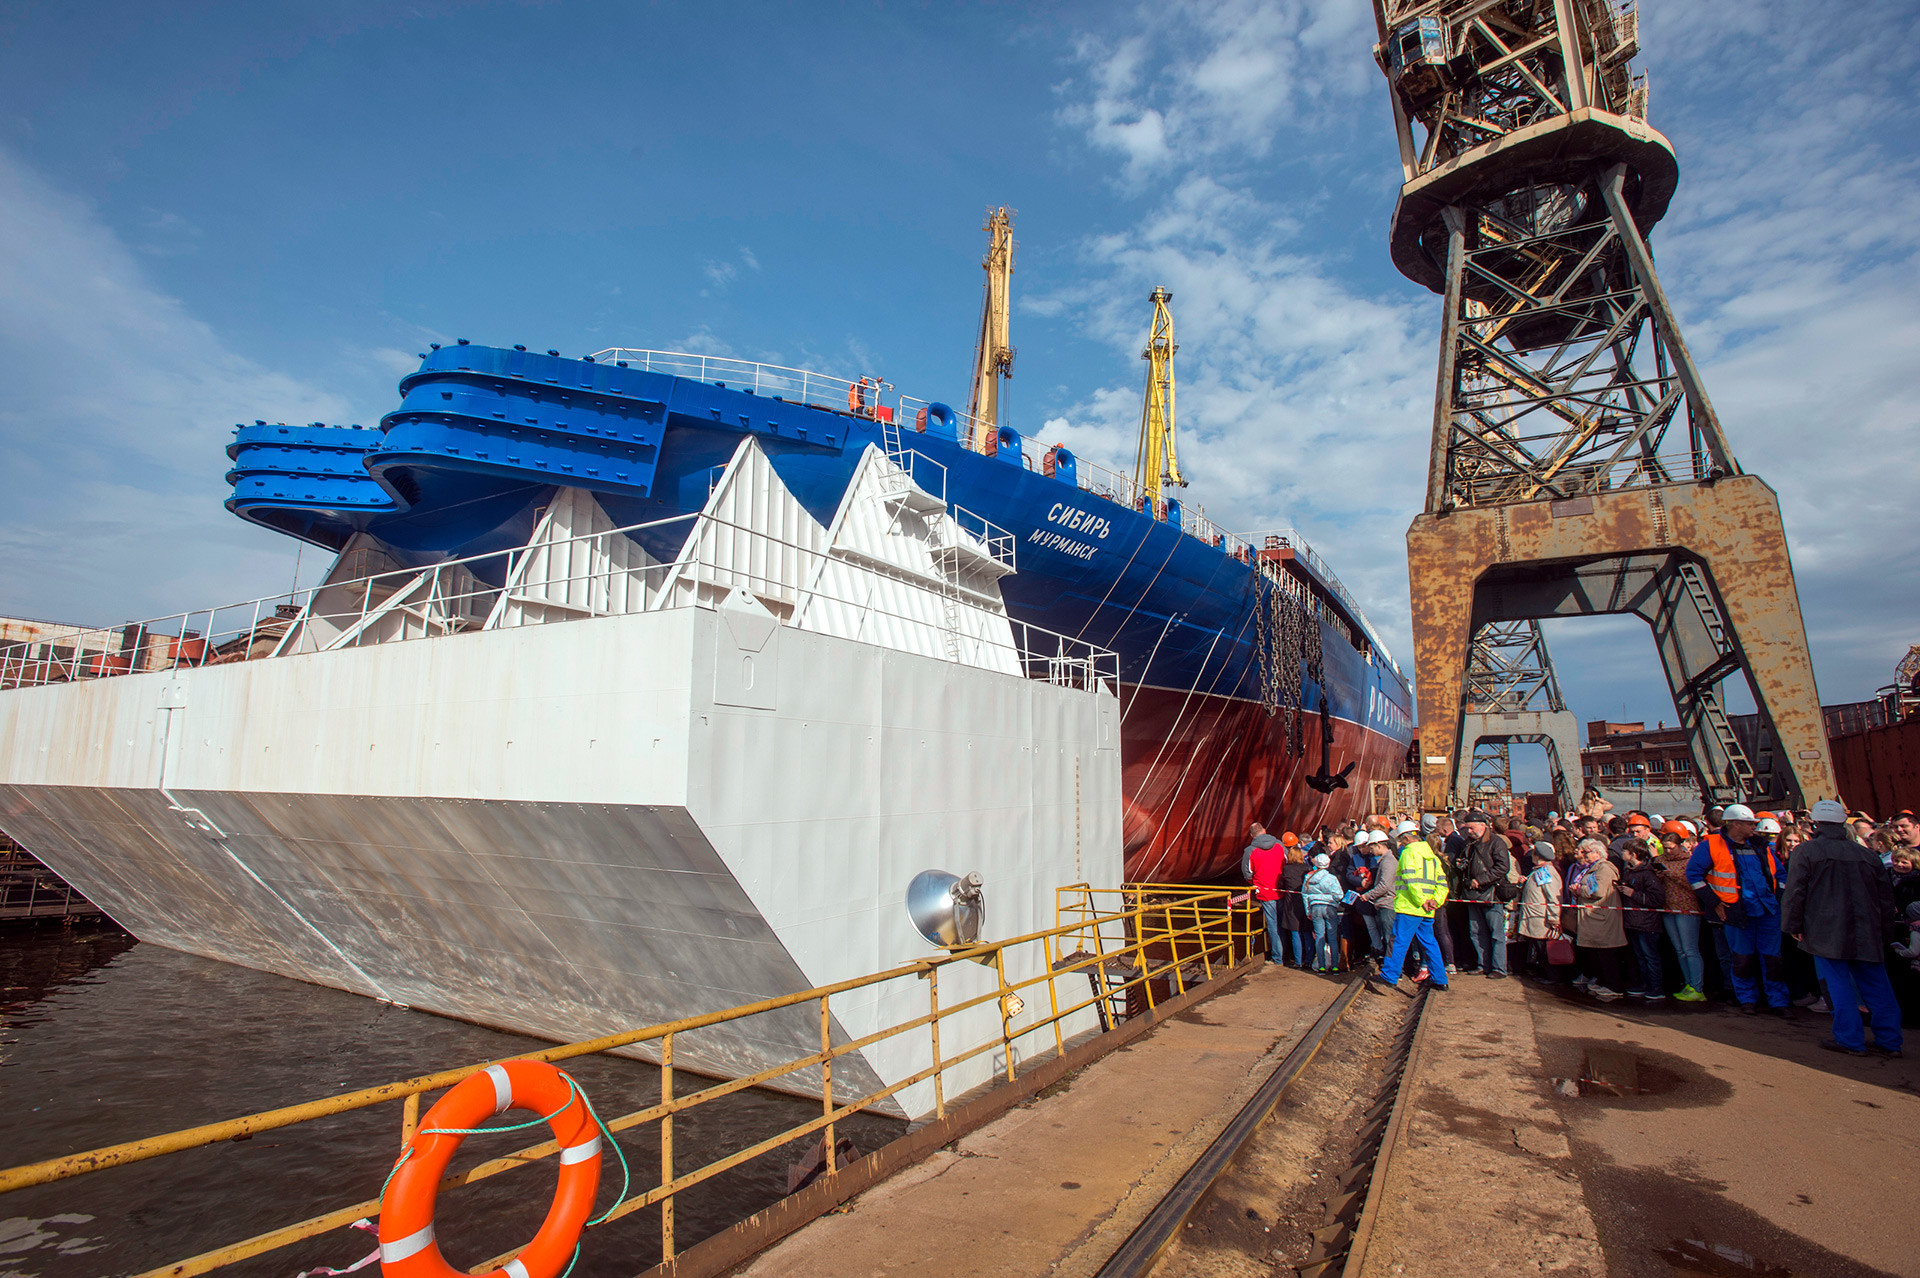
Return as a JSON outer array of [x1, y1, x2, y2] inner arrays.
[[1361, 820, 1452, 993]]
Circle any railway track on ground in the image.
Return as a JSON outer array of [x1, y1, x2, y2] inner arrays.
[[1095, 974, 1434, 1278]]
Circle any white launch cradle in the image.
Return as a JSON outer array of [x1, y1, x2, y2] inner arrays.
[[0, 444, 1124, 1119]]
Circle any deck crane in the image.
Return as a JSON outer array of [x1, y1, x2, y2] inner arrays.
[[1133, 287, 1185, 520], [966, 207, 1015, 454]]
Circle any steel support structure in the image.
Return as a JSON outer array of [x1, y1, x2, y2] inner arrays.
[[1458, 620, 1581, 811], [1372, 0, 1836, 812], [1466, 738, 1513, 799]]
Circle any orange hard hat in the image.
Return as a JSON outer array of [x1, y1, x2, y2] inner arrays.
[[1660, 820, 1690, 839], [1281, 832, 1299, 846]]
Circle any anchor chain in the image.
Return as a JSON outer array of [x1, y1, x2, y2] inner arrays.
[[1254, 566, 1324, 757]]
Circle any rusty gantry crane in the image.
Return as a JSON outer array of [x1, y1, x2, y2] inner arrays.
[[1369, 0, 1837, 812]]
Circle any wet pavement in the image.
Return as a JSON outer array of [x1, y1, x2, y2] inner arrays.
[[1528, 982, 1915, 1278], [1350, 974, 1913, 1277]]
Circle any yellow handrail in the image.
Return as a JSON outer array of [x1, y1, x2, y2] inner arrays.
[[4, 882, 1259, 1278]]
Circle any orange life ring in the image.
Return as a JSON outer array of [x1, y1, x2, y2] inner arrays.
[[378, 1060, 602, 1278]]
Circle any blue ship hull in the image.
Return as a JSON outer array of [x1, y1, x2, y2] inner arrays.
[[226, 345, 1415, 879]]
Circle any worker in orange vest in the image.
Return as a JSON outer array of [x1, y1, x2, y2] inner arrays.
[[1685, 803, 1791, 1015]]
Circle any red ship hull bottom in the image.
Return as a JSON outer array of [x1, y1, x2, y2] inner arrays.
[[1118, 684, 1411, 884]]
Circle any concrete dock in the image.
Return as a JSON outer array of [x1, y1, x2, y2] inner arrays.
[[740, 970, 1918, 1278], [739, 963, 1346, 1278]]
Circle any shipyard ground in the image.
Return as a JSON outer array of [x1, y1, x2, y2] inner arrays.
[[741, 966, 1919, 1278]]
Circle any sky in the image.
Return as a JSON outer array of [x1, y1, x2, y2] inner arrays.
[[1, 0, 1915, 778]]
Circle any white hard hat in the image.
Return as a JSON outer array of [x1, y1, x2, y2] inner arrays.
[[1755, 817, 1781, 834], [1393, 820, 1419, 837], [1810, 798, 1848, 824], [1722, 804, 1756, 822]]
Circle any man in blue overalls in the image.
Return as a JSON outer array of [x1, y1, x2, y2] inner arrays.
[[1687, 803, 1793, 1016]]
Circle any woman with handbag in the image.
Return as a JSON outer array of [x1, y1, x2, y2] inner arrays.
[[1516, 844, 1567, 980], [1571, 838, 1629, 1000]]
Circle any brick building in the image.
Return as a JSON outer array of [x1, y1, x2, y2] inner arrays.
[[1579, 720, 1701, 814]]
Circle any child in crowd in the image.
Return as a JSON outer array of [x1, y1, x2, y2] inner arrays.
[[1891, 849, 1920, 971], [1618, 839, 1667, 1001], [1304, 853, 1345, 973], [1892, 847, 1920, 916]]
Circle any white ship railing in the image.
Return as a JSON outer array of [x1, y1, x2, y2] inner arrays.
[[580, 347, 1390, 672], [0, 512, 1115, 694], [871, 447, 1016, 572], [591, 348, 905, 421]]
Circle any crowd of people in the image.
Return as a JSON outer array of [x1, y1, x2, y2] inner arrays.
[[1244, 793, 1916, 1057]]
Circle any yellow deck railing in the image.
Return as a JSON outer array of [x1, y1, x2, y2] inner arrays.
[[0, 882, 1259, 1277]]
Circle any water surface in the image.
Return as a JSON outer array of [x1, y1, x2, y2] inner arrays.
[[0, 926, 903, 1278]]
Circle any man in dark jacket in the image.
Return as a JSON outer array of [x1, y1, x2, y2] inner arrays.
[[1605, 815, 1636, 866], [1781, 799, 1903, 1057], [1342, 831, 1386, 959], [1458, 810, 1514, 978]]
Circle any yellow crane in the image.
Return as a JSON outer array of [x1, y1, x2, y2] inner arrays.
[[1133, 286, 1185, 518], [967, 207, 1015, 453]]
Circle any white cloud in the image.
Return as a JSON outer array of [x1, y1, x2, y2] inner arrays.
[[1632, 0, 1920, 703], [134, 207, 203, 258], [1058, 0, 1373, 188], [701, 246, 762, 293], [1049, 0, 1920, 722], [1048, 3, 1432, 661], [0, 148, 348, 627], [363, 346, 423, 379], [1465, 0, 1920, 730]]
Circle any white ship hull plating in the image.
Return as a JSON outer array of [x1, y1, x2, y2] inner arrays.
[[0, 446, 1124, 1119]]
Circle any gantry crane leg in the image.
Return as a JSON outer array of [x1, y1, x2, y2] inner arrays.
[[1410, 479, 1834, 810]]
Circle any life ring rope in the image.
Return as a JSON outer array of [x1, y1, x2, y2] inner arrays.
[[377, 1065, 630, 1278]]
